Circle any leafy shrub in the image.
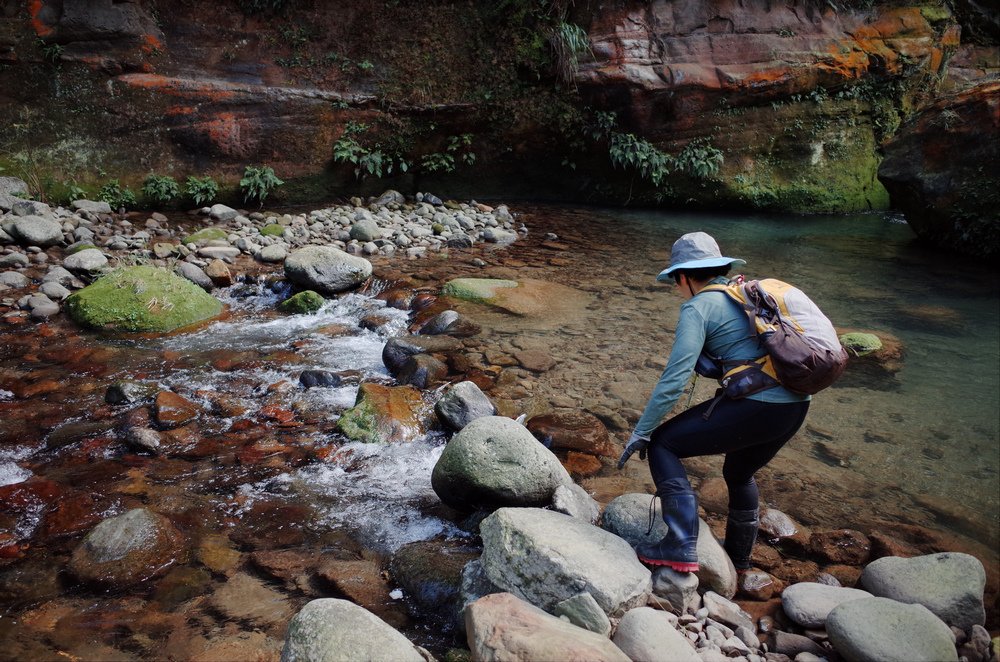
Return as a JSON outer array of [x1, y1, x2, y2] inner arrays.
[[142, 174, 180, 206], [421, 152, 456, 174], [185, 176, 218, 206], [240, 165, 284, 205], [550, 21, 590, 85], [97, 179, 137, 210], [608, 133, 673, 188], [675, 138, 724, 178]]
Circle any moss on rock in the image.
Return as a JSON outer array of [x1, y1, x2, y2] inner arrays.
[[840, 332, 883, 356], [183, 227, 229, 245], [441, 278, 518, 303], [65, 265, 223, 332], [260, 223, 285, 237], [279, 290, 325, 314]]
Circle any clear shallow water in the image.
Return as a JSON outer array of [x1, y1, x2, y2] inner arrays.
[[1, 203, 997, 659]]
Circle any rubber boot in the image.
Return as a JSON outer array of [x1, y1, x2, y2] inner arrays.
[[635, 480, 700, 573], [724, 508, 759, 571]]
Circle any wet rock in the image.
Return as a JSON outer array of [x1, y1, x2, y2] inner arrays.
[[478, 507, 650, 616], [209, 573, 293, 630], [827, 597, 958, 662], [68, 508, 183, 587], [153, 391, 200, 429], [299, 370, 342, 389], [839, 332, 882, 356], [63, 248, 108, 275], [196, 534, 242, 576], [45, 419, 115, 449], [614, 607, 699, 662], [465, 592, 630, 662], [442, 277, 518, 303], [553, 591, 612, 636], [250, 549, 319, 590], [808, 529, 870, 565], [759, 508, 799, 540], [418, 309, 480, 337], [780, 582, 873, 628], [105, 380, 157, 405], [284, 245, 372, 294], [431, 416, 571, 511], [66, 266, 223, 332], [738, 569, 781, 601], [125, 427, 162, 453], [652, 566, 701, 613], [336, 383, 426, 443], [317, 559, 398, 619], [282, 598, 424, 662], [396, 353, 447, 389], [382, 335, 463, 374], [390, 540, 478, 618], [434, 380, 496, 431], [6, 215, 63, 247], [514, 350, 556, 372], [822, 564, 862, 587], [526, 411, 616, 457], [860, 552, 986, 631], [279, 290, 324, 314], [868, 531, 921, 559]]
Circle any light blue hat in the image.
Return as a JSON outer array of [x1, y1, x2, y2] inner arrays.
[[656, 232, 746, 282]]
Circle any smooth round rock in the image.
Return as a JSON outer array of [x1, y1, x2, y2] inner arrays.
[[781, 582, 873, 628], [826, 596, 958, 662], [63, 248, 108, 274], [281, 598, 424, 662], [434, 381, 496, 431], [68, 508, 183, 587], [284, 245, 372, 294]]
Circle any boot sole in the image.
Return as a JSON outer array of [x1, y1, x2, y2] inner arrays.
[[637, 554, 699, 573]]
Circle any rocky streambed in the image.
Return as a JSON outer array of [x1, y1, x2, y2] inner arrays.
[[0, 186, 997, 661]]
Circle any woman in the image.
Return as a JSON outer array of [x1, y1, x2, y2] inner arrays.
[[618, 232, 810, 573]]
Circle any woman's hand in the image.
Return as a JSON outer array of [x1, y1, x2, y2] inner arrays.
[[617, 432, 650, 469]]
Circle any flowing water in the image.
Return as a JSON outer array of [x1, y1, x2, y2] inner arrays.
[[0, 203, 997, 659]]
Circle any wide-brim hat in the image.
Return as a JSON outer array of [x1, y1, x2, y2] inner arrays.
[[656, 231, 746, 282]]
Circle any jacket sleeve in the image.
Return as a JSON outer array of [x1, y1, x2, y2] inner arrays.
[[633, 303, 707, 438]]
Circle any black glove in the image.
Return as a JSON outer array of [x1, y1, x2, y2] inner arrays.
[[617, 433, 650, 469]]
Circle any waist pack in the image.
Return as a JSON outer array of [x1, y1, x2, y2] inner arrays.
[[701, 278, 849, 397]]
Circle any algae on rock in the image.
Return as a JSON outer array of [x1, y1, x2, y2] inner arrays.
[[279, 290, 325, 314], [65, 265, 223, 332]]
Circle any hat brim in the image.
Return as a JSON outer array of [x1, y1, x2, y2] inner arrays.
[[656, 257, 746, 282]]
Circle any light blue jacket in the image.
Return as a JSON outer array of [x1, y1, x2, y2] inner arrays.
[[634, 277, 809, 438]]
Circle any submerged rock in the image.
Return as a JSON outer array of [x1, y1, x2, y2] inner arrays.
[[68, 508, 183, 587], [431, 416, 571, 511], [465, 592, 630, 662], [478, 507, 651, 616], [284, 245, 372, 294], [281, 598, 425, 662], [389, 540, 478, 621], [65, 266, 223, 332]]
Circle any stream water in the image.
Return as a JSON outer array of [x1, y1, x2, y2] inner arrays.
[[0, 203, 997, 659]]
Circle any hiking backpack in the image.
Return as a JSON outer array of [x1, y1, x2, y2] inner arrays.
[[702, 278, 849, 396]]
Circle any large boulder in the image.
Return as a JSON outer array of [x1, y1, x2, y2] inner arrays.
[[68, 508, 183, 587], [465, 592, 630, 662], [612, 607, 700, 662], [826, 597, 958, 662], [600, 493, 737, 598], [336, 383, 427, 443], [878, 81, 1000, 261], [434, 381, 496, 431], [65, 266, 223, 332], [859, 552, 987, 631], [284, 245, 372, 294], [281, 598, 425, 662], [5, 215, 63, 247], [478, 507, 651, 616], [431, 416, 571, 511]]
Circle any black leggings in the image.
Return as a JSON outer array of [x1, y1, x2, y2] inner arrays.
[[648, 396, 810, 511]]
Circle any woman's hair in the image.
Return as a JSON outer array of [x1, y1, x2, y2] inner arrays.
[[672, 265, 732, 284]]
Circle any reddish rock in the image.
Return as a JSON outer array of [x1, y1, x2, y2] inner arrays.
[[737, 597, 784, 628], [808, 529, 871, 566], [821, 564, 863, 588], [39, 491, 104, 539], [204, 259, 233, 287], [868, 530, 922, 559], [251, 549, 320, 590], [738, 569, 783, 601], [526, 411, 616, 458], [561, 452, 604, 478], [879, 81, 1000, 261], [69, 508, 184, 587], [153, 391, 200, 429], [514, 350, 556, 373], [696, 476, 729, 515], [769, 558, 820, 585], [316, 559, 408, 628]]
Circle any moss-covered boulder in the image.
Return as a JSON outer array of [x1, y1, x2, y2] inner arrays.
[[839, 332, 883, 357], [260, 223, 285, 237], [336, 383, 427, 443], [279, 290, 325, 314], [65, 266, 223, 332], [182, 227, 229, 246]]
